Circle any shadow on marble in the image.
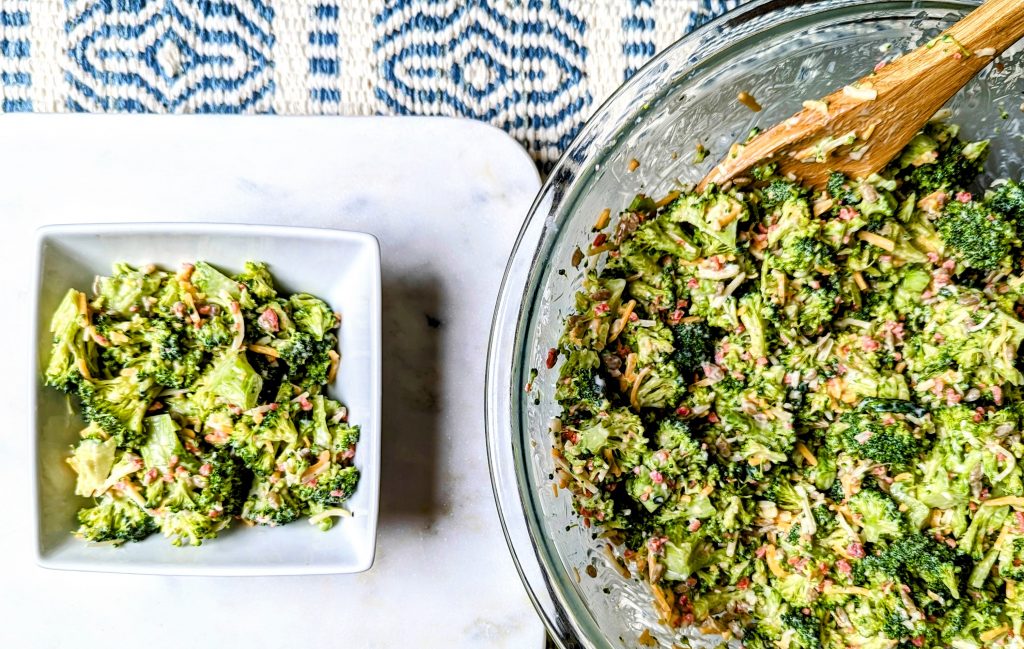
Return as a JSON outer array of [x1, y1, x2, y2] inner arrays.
[[379, 275, 444, 526]]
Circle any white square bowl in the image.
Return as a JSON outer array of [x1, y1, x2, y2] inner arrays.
[[32, 223, 381, 575]]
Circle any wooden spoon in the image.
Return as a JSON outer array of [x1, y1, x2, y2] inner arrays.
[[699, 0, 1024, 192]]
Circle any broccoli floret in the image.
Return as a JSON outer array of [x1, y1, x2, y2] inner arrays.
[[857, 534, 962, 598], [242, 479, 304, 527], [781, 612, 822, 649], [297, 464, 359, 508], [193, 313, 235, 350], [194, 350, 263, 412], [233, 261, 278, 303], [77, 374, 157, 449], [631, 213, 700, 260], [193, 451, 246, 517], [554, 349, 606, 412], [156, 508, 226, 547], [230, 418, 276, 475], [761, 179, 805, 211], [44, 289, 95, 392], [940, 598, 1004, 644], [988, 179, 1024, 224], [75, 493, 156, 544], [998, 535, 1024, 581], [848, 489, 904, 543], [905, 138, 989, 194], [191, 261, 241, 303], [836, 411, 919, 469], [937, 199, 1015, 270], [765, 476, 806, 512], [289, 293, 337, 341], [670, 320, 715, 374], [826, 172, 859, 205], [655, 418, 704, 460], [633, 363, 684, 409], [770, 236, 834, 276], [93, 263, 163, 316], [566, 408, 648, 471], [795, 280, 839, 335], [271, 331, 335, 388]]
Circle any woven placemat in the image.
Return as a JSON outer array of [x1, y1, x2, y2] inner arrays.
[[0, 0, 738, 166]]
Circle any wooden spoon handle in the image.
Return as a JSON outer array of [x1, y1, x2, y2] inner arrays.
[[947, 0, 1024, 53]]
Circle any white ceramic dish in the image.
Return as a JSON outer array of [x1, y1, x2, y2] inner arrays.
[[32, 222, 381, 576]]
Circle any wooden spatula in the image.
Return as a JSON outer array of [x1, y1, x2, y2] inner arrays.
[[699, 0, 1024, 192]]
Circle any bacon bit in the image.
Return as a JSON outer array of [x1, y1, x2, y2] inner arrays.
[[956, 191, 973, 203], [648, 536, 668, 554], [208, 509, 222, 519], [836, 559, 852, 575], [147, 401, 163, 412], [838, 206, 859, 221], [593, 232, 608, 248], [707, 412, 719, 424], [675, 406, 691, 417], [861, 337, 880, 352], [594, 302, 610, 315], [688, 519, 702, 532], [650, 470, 664, 484], [298, 395, 313, 411], [145, 468, 159, 484], [993, 385, 1004, 405], [848, 543, 866, 559], [198, 463, 212, 477], [755, 546, 768, 559], [736, 577, 750, 590], [258, 308, 280, 332], [546, 347, 558, 369]]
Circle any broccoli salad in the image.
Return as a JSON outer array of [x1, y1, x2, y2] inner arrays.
[[551, 122, 1024, 648], [44, 261, 359, 547]]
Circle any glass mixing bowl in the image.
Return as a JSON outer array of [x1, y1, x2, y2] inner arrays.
[[486, 1, 1024, 647]]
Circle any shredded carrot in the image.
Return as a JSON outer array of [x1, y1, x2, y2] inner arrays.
[[627, 158, 640, 172], [594, 208, 611, 230]]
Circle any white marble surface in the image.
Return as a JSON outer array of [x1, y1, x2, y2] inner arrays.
[[0, 115, 544, 648]]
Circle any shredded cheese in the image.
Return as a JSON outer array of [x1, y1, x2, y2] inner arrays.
[[857, 231, 895, 251]]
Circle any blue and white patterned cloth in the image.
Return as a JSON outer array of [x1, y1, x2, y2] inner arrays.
[[0, 0, 738, 166]]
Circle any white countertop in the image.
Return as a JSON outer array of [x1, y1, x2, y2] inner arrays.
[[0, 115, 544, 648]]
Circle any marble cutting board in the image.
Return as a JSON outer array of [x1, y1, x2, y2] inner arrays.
[[0, 114, 544, 648]]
